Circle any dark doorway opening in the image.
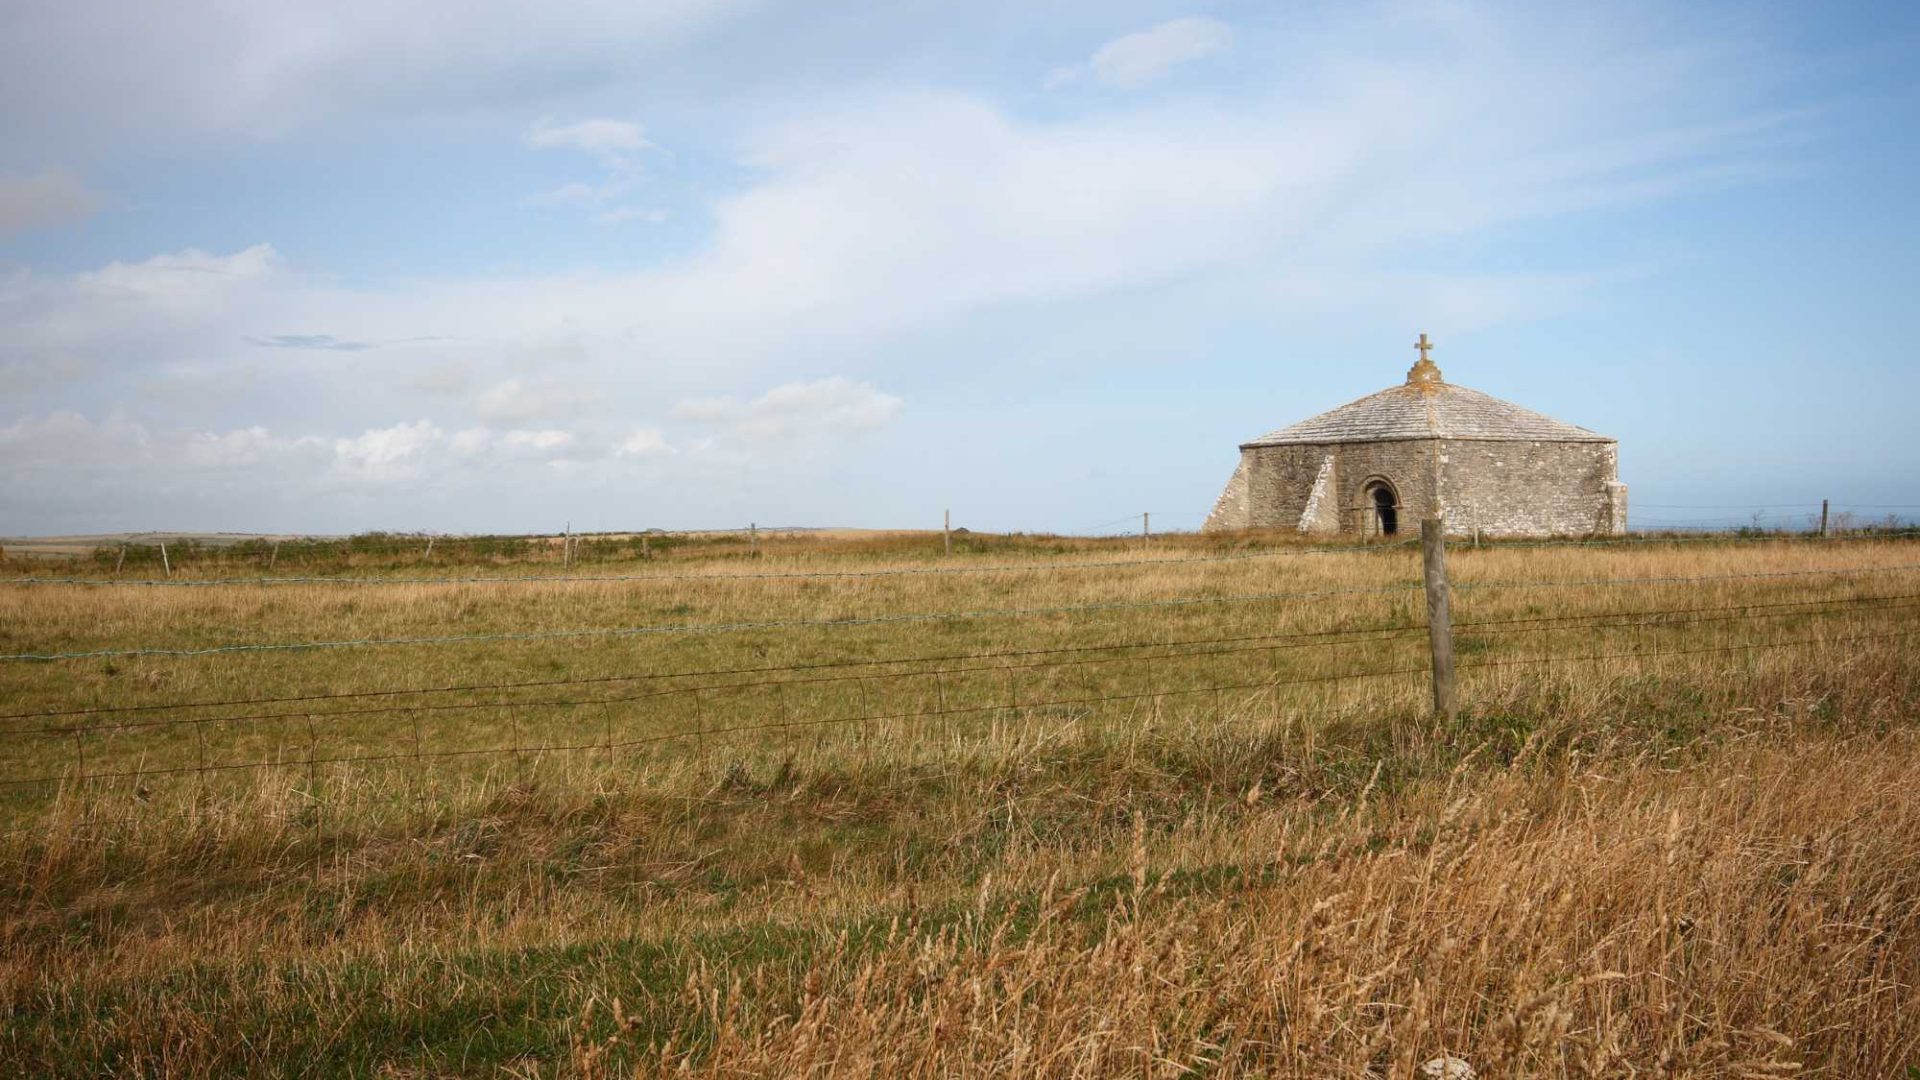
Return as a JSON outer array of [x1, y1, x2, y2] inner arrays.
[[1368, 483, 1399, 536]]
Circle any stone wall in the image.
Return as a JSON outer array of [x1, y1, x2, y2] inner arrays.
[[1236, 444, 1331, 530], [1438, 439, 1624, 537], [1203, 456, 1252, 530], [1203, 437, 1626, 537]]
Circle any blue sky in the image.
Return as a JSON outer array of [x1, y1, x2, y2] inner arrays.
[[3, 0, 1917, 535]]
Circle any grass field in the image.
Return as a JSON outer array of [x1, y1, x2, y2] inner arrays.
[[2, 529, 1918, 1076]]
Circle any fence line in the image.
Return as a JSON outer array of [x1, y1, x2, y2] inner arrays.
[[9, 522, 1920, 823], [8, 624, 1914, 795], [10, 529, 1919, 590], [9, 560, 1920, 665], [1, 543, 1401, 589], [13, 625, 1431, 738], [1, 619, 1441, 722], [10, 592, 1914, 739], [0, 582, 1434, 663], [0, 664, 1434, 790]]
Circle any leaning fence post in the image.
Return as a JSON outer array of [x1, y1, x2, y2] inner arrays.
[[160, 541, 171, 579], [1421, 517, 1457, 723]]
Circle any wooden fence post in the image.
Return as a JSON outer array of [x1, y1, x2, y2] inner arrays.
[[1143, 512, 1151, 543], [944, 509, 951, 556], [268, 541, 280, 570], [1820, 499, 1830, 538], [1421, 518, 1457, 723], [160, 541, 171, 579], [114, 546, 126, 574]]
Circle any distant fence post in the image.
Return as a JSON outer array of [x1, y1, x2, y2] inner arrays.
[[1421, 518, 1457, 723], [424, 536, 435, 561], [160, 542, 171, 579], [1143, 512, 1151, 544], [1820, 499, 1830, 538], [944, 509, 951, 557], [114, 546, 126, 574], [268, 541, 280, 570]]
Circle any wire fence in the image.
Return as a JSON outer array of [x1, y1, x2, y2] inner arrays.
[[7, 559, 1919, 664], [5, 527, 1919, 591], [5, 535, 1918, 815], [10, 619, 1912, 799]]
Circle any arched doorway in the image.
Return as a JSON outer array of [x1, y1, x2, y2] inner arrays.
[[1363, 479, 1399, 537]]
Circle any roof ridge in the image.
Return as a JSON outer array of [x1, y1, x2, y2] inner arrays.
[[1242, 380, 1611, 447]]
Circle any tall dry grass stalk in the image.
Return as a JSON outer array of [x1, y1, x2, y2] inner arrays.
[[611, 731, 1920, 1078], [1, 533, 1917, 1075]]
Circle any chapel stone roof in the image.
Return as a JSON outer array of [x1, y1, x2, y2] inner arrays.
[[1242, 343, 1612, 447]]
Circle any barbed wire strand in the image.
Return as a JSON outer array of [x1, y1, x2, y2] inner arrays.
[[14, 593, 1916, 740], [0, 542, 1404, 589], [10, 560, 1920, 665], [0, 664, 1432, 790], [10, 530, 1919, 589], [12, 585, 1912, 724], [16, 625, 1431, 738], [10, 625, 1914, 794]]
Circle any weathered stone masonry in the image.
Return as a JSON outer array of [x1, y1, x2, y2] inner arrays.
[[1203, 343, 1626, 538]]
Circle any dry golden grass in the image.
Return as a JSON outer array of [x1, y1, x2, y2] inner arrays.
[[607, 730, 1920, 1078], [1, 531, 1917, 1076]]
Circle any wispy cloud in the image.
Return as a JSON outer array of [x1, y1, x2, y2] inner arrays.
[[0, 2, 1817, 529], [523, 117, 660, 223], [1047, 17, 1232, 89], [673, 378, 903, 444], [525, 118, 651, 162], [0, 2, 755, 140], [247, 334, 374, 351]]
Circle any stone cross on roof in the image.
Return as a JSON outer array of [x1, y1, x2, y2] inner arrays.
[[1406, 331, 1444, 387]]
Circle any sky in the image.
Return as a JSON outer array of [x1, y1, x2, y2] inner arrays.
[[3, 0, 1918, 536]]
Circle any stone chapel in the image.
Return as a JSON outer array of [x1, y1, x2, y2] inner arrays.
[[1202, 335, 1627, 537]]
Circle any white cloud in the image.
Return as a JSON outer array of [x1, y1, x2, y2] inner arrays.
[[332, 419, 443, 480], [526, 118, 651, 159], [673, 377, 902, 443], [0, 3, 1805, 530], [617, 427, 671, 456], [0, 3, 755, 141], [523, 118, 656, 221], [5, 6, 1790, 393], [77, 244, 282, 307], [0, 411, 150, 469], [595, 206, 668, 225], [1047, 17, 1232, 89], [523, 177, 661, 225], [0, 167, 101, 236], [0, 412, 603, 499], [3, 38, 1787, 406], [525, 180, 617, 208], [473, 377, 594, 426], [248, 333, 373, 351]]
